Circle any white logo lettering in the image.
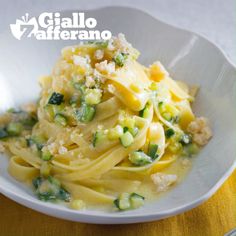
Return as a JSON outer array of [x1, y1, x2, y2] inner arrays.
[[10, 12, 112, 41]]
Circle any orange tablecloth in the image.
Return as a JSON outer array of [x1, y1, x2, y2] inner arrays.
[[1, 171, 236, 236]]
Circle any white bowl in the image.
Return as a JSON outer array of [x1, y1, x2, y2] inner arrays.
[[0, 6, 236, 224]]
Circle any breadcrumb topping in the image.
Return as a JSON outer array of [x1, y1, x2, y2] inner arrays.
[[95, 60, 115, 75], [151, 173, 177, 192], [45, 142, 57, 155], [58, 146, 68, 154], [187, 117, 212, 146], [107, 84, 116, 94], [73, 55, 89, 69], [85, 75, 95, 88], [113, 33, 133, 54], [107, 33, 139, 58], [94, 49, 104, 60]]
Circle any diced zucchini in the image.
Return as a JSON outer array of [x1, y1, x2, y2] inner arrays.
[[75, 103, 96, 123], [84, 88, 102, 105], [119, 193, 131, 210], [129, 151, 152, 166], [113, 199, 120, 209], [158, 101, 165, 113], [32, 176, 43, 189], [165, 128, 175, 138], [130, 193, 145, 209], [0, 128, 8, 139], [48, 92, 64, 105], [92, 131, 107, 147], [139, 103, 150, 119], [33, 135, 47, 147], [184, 143, 199, 157], [26, 135, 46, 150], [113, 53, 128, 67], [6, 122, 23, 136], [47, 176, 70, 201], [36, 181, 52, 194], [128, 126, 139, 137], [120, 131, 134, 147], [114, 193, 130, 210], [33, 176, 71, 202], [148, 143, 159, 160], [41, 150, 53, 161], [107, 125, 123, 140], [38, 192, 57, 201], [48, 176, 61, 187], [44, 104, 65, 121], [37, 179, 57, 201], [114, 192, 144, 211], [54, 113, 67, 126], [122, 126, 138, 138], [180, 133, 192, 145], [123, 127, 129, 133], [57, 188, 71, 202]]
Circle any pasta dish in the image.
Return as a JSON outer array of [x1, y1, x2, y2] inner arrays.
[[0, 34, 212, 211]]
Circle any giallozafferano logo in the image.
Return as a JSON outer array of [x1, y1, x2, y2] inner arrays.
[[10, 12, 112, 40]]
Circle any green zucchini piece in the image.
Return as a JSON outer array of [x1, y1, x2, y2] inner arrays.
[[120, 131, 134, 147], [54, 113, 67, 126], [75, 103, 96, 123], [129, 151, 152, 166], [113, 53, 128, 67], [41, 150, 53, 161], [92, 131, 107, 147], [48, 92, 64, 105], [148, 143, 159, 160], [32, 176, 43, 189], [128, 127, 139, 137], [130, 193, 145, 209], [33, 176, 71, 202], [26, 135, 46, 150], [165, 128, 175, 138], [6, 122, 23, 136], [139, 103, 150, 119]]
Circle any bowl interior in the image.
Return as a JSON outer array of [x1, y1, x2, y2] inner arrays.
[[0, 6, 236, 223]]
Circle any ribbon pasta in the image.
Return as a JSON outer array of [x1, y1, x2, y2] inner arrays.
[[0, 34, 210, 211]]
